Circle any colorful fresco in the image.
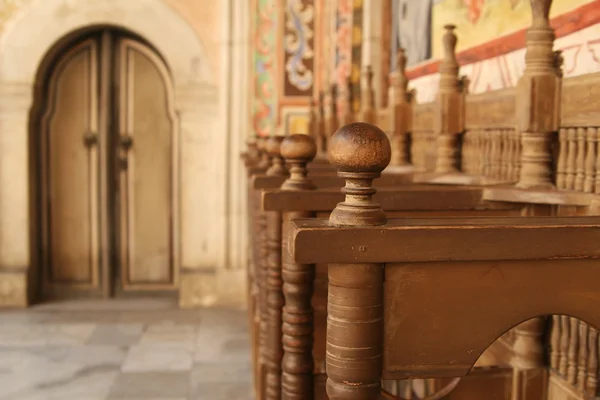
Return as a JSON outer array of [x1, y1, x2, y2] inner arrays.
[[283, 0, 315, 97], [431, 0, 595, 59], [253, 0, 278, 137]]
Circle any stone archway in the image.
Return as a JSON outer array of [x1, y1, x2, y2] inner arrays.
[[0, 0, 222, 307]]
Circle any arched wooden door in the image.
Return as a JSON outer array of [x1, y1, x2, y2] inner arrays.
[[38, 29, 178, 300]]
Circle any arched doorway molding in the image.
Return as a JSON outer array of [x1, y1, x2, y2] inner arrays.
[[0, 0, 223, 307]]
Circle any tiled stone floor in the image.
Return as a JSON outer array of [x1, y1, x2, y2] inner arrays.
[[0, 298, 252, 400]]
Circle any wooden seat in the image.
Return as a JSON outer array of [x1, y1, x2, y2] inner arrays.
[[288, 123, 600, 400]]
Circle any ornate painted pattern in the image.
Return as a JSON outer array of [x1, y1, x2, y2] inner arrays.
[[335, 0, 353, 115], [283, 0, 314, 96], [350, 0, 363, 113], [410, 24, 600, 103], [253, 0, 278, 137]]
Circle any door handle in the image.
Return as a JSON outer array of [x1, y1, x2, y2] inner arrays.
[[83, 131, 98, 148], [120, 134, 133, 151]]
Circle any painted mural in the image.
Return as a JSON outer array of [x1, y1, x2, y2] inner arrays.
[[431, 0, 595, 59], [409, 0, 600, 103], [253, 0, 278, 137], [283, 0, 314, 97]]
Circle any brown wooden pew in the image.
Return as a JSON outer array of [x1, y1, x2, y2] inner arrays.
[[288, 123, 600, 400]]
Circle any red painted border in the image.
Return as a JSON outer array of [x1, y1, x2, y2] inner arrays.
[[406, 0, 600, 80]]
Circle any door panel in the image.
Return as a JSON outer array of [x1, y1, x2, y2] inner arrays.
[[118, 39, 176, 289], [41, 39, 99, 288]]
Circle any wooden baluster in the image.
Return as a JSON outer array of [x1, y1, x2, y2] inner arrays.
[[491, 129, 502, 179], [483, 132, 492, 177], [567, 317, 580, 385], [550, 315, 561, 370], [506, 129, 515, 181], [512, 317, 545, 369], [577, 322, 589, 392], [343, 77, 354, 125], [435, 24, 465, 173], [317, 92, 327, 154], [559, 315, 571, 376], [586, 328, 598, 396], [462, 133, 472, 174], [566, 128, 577, 190], [584, 128, 597, 193], [499, 130, 507, 179], [514, 130, 522, 181], [280, 135, 317, 400], [328, 84, 340, 143], [264, 136, 288, 400], [575, 127, 586, 191], [477, 131, 485, 175], [257, 137, 272, 170], [326, 122, 391, 400], [516, 0, 562, 188], [360, 66, 376, 124], [556, 128, 568, 189], [595, 129, 600, 194], [390, 49, 412, 166]]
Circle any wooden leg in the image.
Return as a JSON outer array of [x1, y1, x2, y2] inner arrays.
[[282, 211, 315, 400], [265, 211, 283, 400], [326, 263, 383, 400]]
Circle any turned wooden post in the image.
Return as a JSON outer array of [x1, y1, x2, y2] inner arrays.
[[263, 135, 288, 400], [327, 84, 340, 142], [266, 136, 288, 176], [343, 77, 355, 125], [257, 137, 271, 170], [280, 134, 317, 399], [326, 122, 391, 400], [435, 24, 465, 173], [317, 92, 327, 156], [516, 0, 562, 188], [389, 49, 413, 166], [360, 66, 376, 124]]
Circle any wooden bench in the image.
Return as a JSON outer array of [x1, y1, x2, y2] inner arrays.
[[288, 124, 600, 400]]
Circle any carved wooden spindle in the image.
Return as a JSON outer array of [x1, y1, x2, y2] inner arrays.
[[257, 198, 269, 394], [435, 24, 464, 173], [567, 317, 580, 385], [516, 0, 562, 188], [490, 130, 501, 178], [512, 318, 545, 369], [550, 315, 561, 370], [326, 122, 391, 400], [361, 66, 376, 124], [566, 128, 577, 190], [266, 136, 288, 176], [514, 130, 523, 181], [575, 127, 587, 191], [506, 130, 515, 180], [557, 128, 568, 189], [280, 135, 317, 400], [317, 91, 327, 154], [586, 328, 598, 396], [559, 315, 571, 376], [308, 97, 323, 157], [257, 137, 272, 170], [584, 127, 597, 193], [390, 49, 412, 166], [329, 84, 340, 139], [577, 322, 590, 391], [343, 77, 355, 125], [265, 208, 283, 400], [595, 130, 600, 194], [483, 132, 492, 177]]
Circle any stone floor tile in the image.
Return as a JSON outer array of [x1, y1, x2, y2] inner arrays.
[[190, 362, 252, 385], [87, 324, 145, 346], [108, 371, 191, 398], [121, 344, 193, 372], [190, 381, 253, 400]]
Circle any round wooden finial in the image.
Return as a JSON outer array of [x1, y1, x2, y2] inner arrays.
[[266, 135, 288, 176], [280, 134, 317, 190], [328, 122, 391, 226]]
